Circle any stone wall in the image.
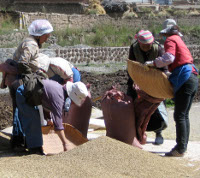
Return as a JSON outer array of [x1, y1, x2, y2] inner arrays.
[[1, 12, 200, 30], [20, 13, 200, 30], [11, 3, 86, 14], [0, 45, 200, 65], [14, 0, 88, 3]]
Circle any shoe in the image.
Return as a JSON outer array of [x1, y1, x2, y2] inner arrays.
[[155, 133, 163, 145], [10, 135, 26, 152], [28, 147, 45, 155], [165, 149, 184, 157]]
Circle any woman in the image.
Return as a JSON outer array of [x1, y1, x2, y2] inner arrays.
[[127, 30, 168, 145], [15, 79, 88, 153], [145, 19, 198, 157], [13, 19, 53, 75], [10, 19, 53, 150], [9, 19, 53, 115], [34, 53, 81, 112]]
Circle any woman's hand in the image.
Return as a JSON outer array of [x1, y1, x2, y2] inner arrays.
[[144, 61, 154, 67], [47, 120, 53, 126]]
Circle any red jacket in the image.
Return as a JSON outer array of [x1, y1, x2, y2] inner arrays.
[[164, 35, 193, 72]]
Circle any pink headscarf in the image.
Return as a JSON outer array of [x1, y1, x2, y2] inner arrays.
[[134, 30, 154, 44]]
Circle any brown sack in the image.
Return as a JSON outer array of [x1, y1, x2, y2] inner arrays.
[[127, 60, 174, 99], [134, 90, 163, 144], [63, 94, 92, 138], [42, 123, 88, 155], [101, 88, 142, 149]]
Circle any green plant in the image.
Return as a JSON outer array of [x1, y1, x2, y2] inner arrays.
[[147, 22, 162, 36], [165, 99, 175, 108], [139, 7, 152, 13], [165, 7, 175, 14], [0, 15, 18, 35], [88, 9, 98, 15], [180, 25, 200, 42], [173, 10, 188, 17], [54, 23, 140, 47]]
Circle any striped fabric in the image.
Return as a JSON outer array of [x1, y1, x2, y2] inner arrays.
[[134, 30, 154, 44]]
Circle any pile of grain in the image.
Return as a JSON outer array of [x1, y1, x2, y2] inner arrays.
[[0, 136, 195, 177]]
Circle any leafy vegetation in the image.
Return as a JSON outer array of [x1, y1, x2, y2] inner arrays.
[[54, 23, 140, 47], [165, 99, 175, 108], [180, 25, 200, 38], [1, 13, 200, 48], [0, 15, 18, 35]]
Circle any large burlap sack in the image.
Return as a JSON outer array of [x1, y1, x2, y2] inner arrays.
[[42, 123, 88, 155], [101, 87, 142, 149], [127, 60, 174, 99], [63, 94, 92, 138]]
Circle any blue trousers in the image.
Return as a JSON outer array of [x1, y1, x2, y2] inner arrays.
[[13, 85, 43, 149]]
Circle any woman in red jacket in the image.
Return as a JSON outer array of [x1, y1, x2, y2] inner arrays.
[[145, 19, 199, 157]]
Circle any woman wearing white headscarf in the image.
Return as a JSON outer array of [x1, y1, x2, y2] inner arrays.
[[13, 19, 53, 75], [10, 19, 53, 150], [9, 19, 53, 114]]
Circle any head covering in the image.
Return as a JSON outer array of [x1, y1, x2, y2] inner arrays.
[[134, 30, 154, 44], [160, 19, 183, 37], [66, 81, 88, 106], [28, 19, 53, 36]]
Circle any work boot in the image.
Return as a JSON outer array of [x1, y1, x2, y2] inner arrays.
[[155, 132, 164, 145]]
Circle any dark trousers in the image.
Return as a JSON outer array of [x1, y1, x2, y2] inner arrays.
[[174, 73, 198, 153]]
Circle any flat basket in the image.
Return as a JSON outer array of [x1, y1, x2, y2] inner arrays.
[[127, 60, 174, 99], [42, 123, 88, 155]]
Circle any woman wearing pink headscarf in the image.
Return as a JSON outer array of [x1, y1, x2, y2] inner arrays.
[[127, 30, 168, 145]]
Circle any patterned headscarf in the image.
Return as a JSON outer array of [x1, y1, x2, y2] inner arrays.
[[134, 30, 154, 44]]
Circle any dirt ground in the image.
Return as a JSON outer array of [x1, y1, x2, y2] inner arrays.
[[0, 70, 200, 130]]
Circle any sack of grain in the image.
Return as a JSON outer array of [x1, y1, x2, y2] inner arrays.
[[101, 87, 142, 149]]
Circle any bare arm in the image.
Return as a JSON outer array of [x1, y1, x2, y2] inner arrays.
[[55, 130, 68, 151]]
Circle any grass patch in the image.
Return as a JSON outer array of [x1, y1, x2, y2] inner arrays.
[[165, 99, 175, 108], [54, 23, 152, 47], [181, 25, 200, 38], [0, 15, 18, 35], [1, 14, 200, 48]]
